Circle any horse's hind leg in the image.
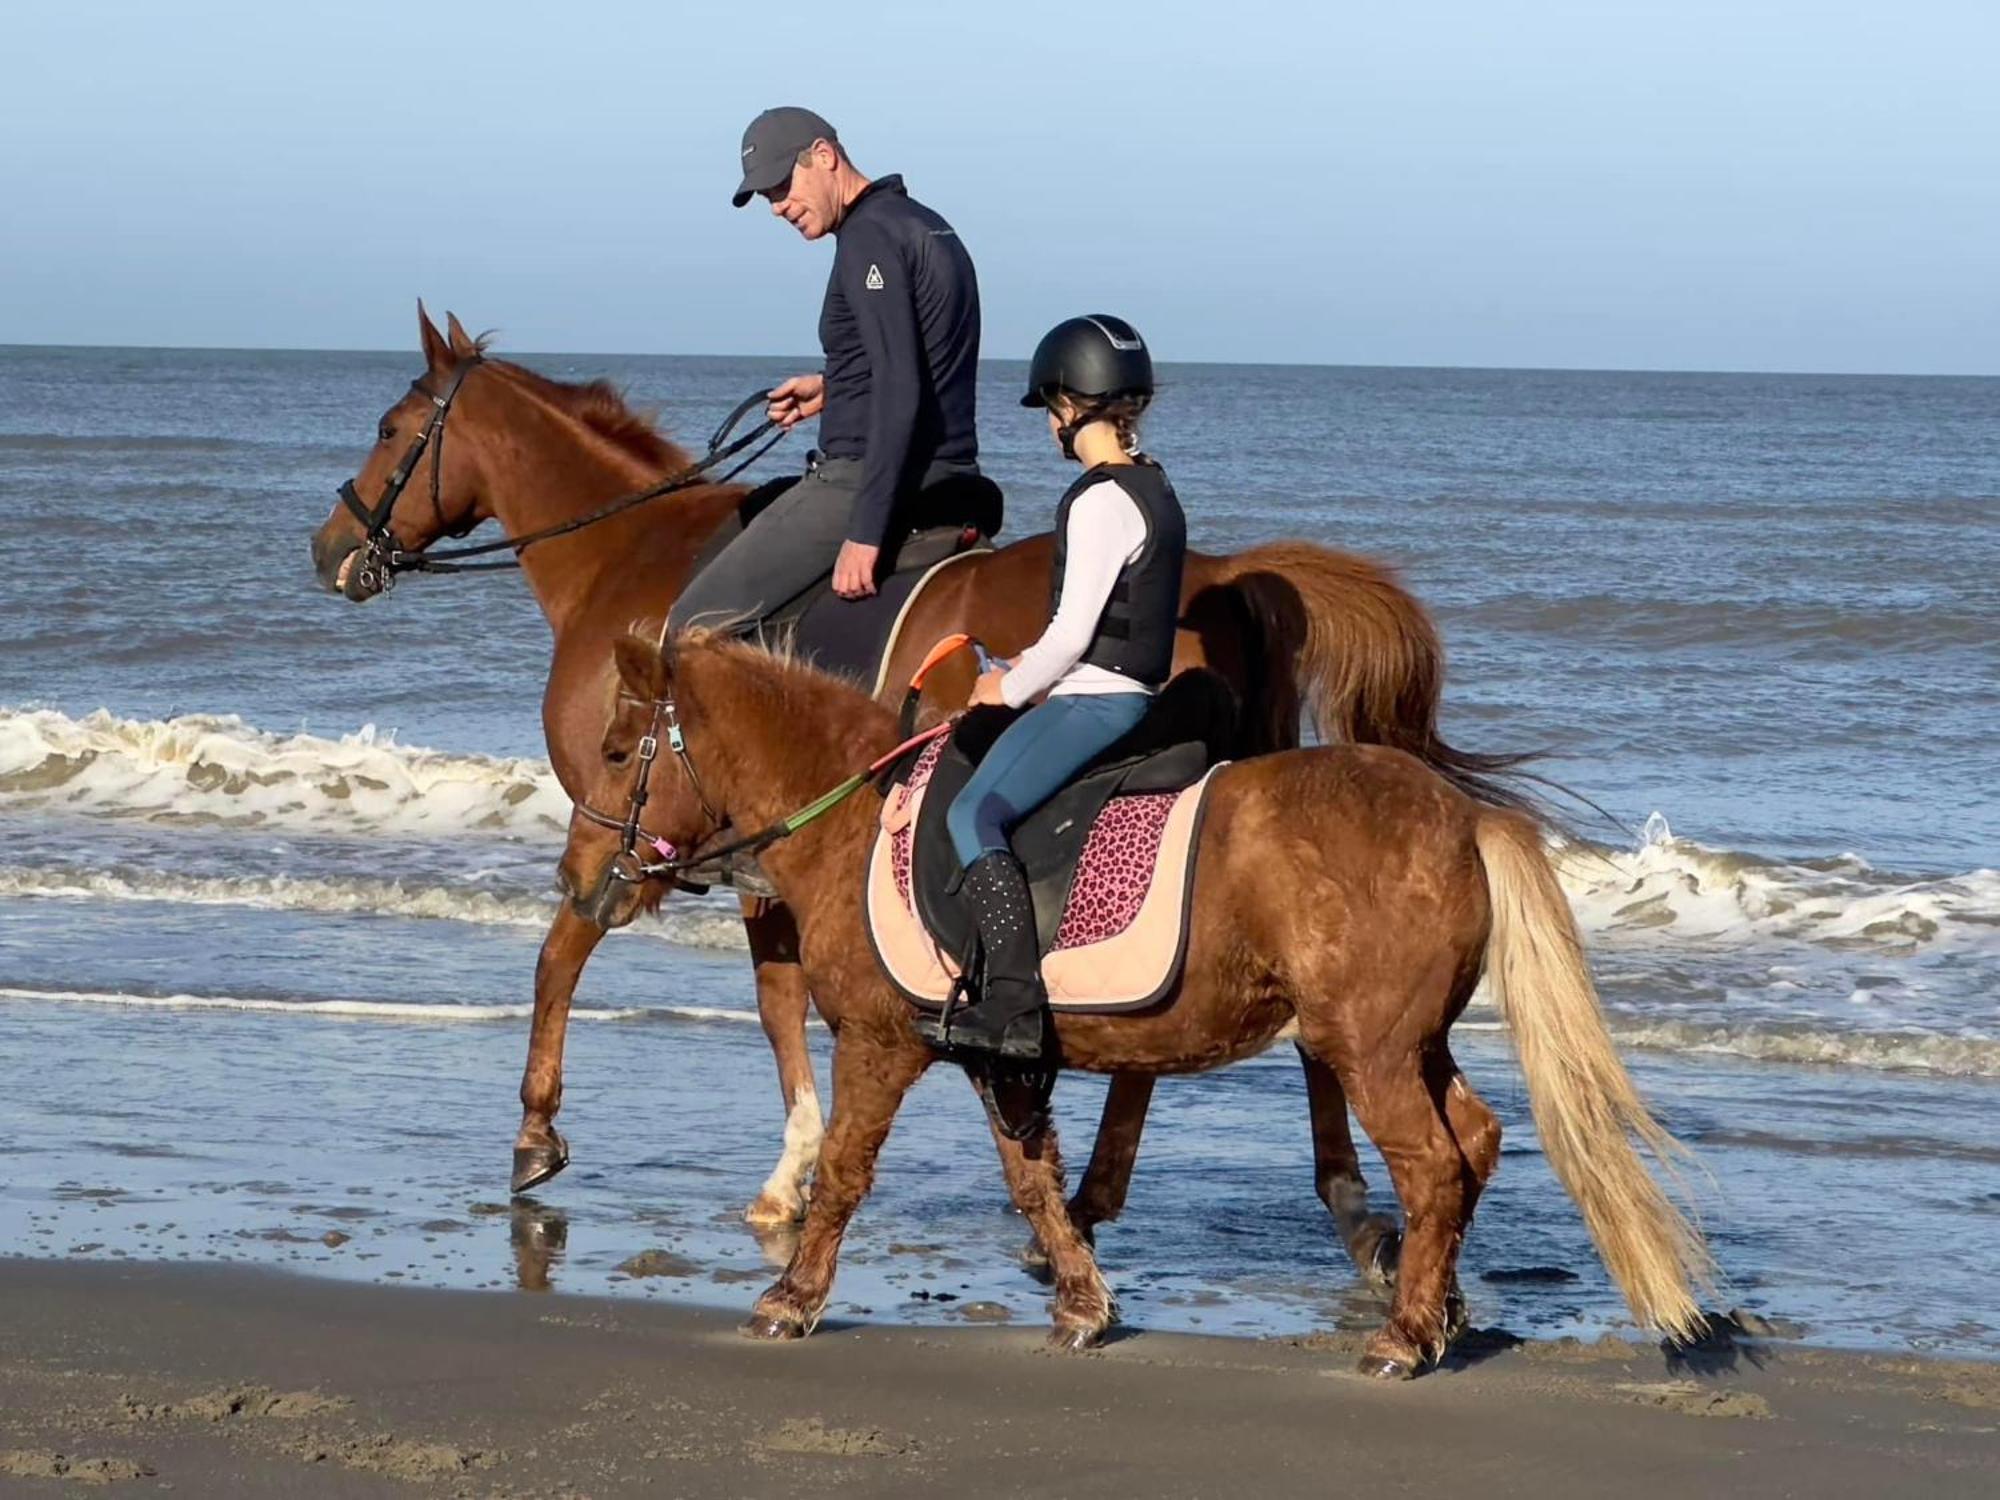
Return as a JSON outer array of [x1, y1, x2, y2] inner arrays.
[[1300, 1044, 1401, 1288], [513, 903, 605, 1193], [741, 900, 822, 1228], [1303, 1028, 1475, 1380], [988, 1103, 1115, 1350], [744, 1026, 931, 1340]]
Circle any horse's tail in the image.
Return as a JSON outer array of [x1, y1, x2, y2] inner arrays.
[[1210, 542, 1539, 812], [1475, 811, 1713, 1341]]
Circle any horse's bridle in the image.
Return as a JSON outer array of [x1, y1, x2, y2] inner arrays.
[[336, 355, 485, 595]]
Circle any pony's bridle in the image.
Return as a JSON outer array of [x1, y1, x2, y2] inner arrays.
[[335, 355, 484, 596], [576, 689, 725, 895]]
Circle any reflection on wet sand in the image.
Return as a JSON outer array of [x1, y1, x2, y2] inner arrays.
[[509, 1198, 568, 1292]]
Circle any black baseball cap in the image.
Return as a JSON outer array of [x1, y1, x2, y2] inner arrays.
[[732, 107, 839, 207]]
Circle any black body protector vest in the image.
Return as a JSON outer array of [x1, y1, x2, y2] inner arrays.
[[1047, 462, 1187, 689]]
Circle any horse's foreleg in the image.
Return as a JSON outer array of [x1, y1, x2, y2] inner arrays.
[[512, 903, 605, 1193], [1300, 1043, 1402, 1288], [990, 1104, 1114, 1350], [745, 1024, 930, 1340], [741, 899, 821, 1227], [1021, 1071, 1152, 1280]]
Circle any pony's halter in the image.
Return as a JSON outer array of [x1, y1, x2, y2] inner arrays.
[[335, 354, 484, 595]]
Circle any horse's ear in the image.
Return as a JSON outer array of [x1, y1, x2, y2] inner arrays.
[[418, 300, 450, 374], [445, 312, 480, 359], [612, 636, 666, 700]]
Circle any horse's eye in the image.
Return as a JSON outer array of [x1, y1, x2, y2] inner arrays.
[[605, 748, 630, 767], [378, 423, 395, 442]]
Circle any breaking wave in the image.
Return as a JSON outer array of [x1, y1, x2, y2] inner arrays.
[[0, 863, 753, 952], [1555, 814, 1997, 956], [0, 706, 570, 836], [0, 985, 769, 1027], [1, 707, 1994, 965], [1606, 1017, 2000, 1079]]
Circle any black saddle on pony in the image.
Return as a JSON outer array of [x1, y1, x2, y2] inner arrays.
[[898, 669, 1239, 958], [690, 471, 1005, 685]]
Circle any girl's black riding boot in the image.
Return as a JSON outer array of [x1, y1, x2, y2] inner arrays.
[[947, 851, 1048, 1061]]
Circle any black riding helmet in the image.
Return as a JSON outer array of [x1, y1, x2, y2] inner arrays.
[[1021, 314, 1154, 409]]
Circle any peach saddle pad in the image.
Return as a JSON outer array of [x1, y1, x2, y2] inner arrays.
[[864, 738, 1223, 1012]]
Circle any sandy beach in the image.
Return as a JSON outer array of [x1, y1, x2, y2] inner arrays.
[[2, 1259, 1994, 1498]]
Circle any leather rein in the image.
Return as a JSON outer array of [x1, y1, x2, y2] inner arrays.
[[335, 358, 786, 596]]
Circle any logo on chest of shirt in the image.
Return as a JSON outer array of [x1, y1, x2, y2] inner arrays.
[[864, 264, 885, 291]]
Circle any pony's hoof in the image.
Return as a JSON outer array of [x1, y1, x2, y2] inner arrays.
[[1019, 1236, 1055, 1285], [741, 1311, 808, 1341], [1048, 1322, 1105, 1353], [511, 1135, 569, 1195], [1356, 1354, 1416, 1381]]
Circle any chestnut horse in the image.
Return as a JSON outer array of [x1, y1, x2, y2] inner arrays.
[[601, 631, 1711, 1376], [309, 308, 1518, 1264]]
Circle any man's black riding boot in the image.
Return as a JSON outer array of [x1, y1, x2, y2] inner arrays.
[[941, 851, 1048, 1061]]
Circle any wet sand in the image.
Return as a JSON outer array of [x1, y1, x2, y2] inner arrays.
[[1, 1260, 1995, 1497]]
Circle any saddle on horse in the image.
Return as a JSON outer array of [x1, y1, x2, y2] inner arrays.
[[866, 669, 1237, 1015], [689, 470, 1005, 689]]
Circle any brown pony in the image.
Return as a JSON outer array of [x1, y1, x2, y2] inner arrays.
[[601, 631, 1712, 1376], [308, 307, 1520, 1261]]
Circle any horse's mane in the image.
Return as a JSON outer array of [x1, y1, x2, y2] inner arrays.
[[489, 355, 693, 472]]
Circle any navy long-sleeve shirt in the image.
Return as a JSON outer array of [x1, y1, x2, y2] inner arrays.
[[816, 175, 980, 545]]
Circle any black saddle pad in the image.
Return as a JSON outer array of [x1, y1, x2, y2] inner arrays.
[[692, 472, 1004, 685], [904, 670, 1238, 957]]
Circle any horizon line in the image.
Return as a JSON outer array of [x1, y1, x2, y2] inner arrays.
[[2, 339, 1995, 382]]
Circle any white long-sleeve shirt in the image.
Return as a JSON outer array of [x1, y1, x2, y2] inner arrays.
[[999, 478, 1154, 708]]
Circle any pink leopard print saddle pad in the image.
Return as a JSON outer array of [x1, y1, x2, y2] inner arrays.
[[865, 738, 1224, 1013]]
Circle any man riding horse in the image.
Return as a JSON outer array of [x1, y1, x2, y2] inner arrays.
[[668, 107, 991, 631]]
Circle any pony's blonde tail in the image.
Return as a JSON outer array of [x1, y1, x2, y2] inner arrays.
[[1476, 812, 1714, 1341]]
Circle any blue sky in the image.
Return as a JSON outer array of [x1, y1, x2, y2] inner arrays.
[[3, 1, 1996, 372]]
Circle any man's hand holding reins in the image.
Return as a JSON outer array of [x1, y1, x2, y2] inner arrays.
[[766, 374, 826, 429]]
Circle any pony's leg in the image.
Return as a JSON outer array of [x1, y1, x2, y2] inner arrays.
[[1346, 1050, 1476, 1379], [744, 1026, 931, 1340], [989, 1105, 1116, 1350], [512, 903, 605, 1192], [1299, 1045, 1402, 1288], [1021, 1072, 1151, 1278], [740, 899, 823, 1228], [1429, 1047, 1503, 1339], [1303, 1028, 1472, 1380]]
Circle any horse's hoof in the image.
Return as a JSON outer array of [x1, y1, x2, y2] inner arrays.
[[511, 1137, 569, 1195], [1019, 1236, 1055, 1285], [1356, 1354, 1416, 1381], [1443, 1286, 1471, 1344], [1048, 1322, 1105, 1353], [742, 1191, 805, 1229], [741, 1311, 808, 1341], [1362, 1223, 1402, 1289]]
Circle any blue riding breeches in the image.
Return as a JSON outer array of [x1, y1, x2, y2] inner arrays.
[[946, 692, 1151, 868]]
